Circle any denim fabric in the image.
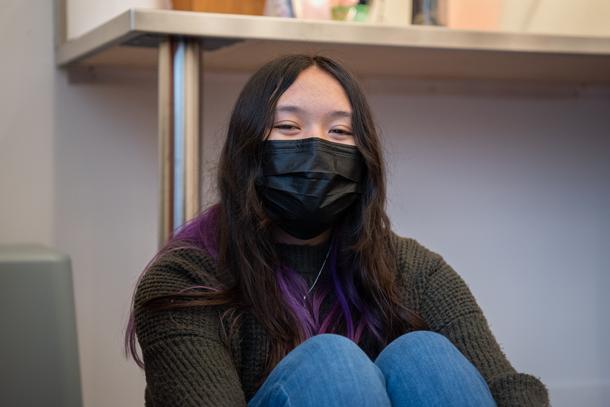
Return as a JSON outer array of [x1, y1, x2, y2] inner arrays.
[[248, 331, 496, 407]]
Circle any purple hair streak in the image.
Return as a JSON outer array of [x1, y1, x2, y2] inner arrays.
[[125, 204, 383, 366]]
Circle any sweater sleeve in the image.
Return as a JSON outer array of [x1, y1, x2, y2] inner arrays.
[[134, 249, 247, 407], [417, 249, 549, 407]]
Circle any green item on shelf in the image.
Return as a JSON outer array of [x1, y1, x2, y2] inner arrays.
[[331, 4, 369, 22]]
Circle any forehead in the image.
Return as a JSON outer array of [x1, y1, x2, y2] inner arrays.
[[276, 66, 352, 112]]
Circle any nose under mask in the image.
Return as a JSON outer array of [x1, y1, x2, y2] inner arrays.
[[255, 137, 365, 240]]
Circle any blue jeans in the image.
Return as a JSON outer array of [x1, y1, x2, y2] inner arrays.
[[248, 331, 496, 407]]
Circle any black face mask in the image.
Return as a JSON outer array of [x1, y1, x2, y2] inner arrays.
[[255, 137, 365, 240]]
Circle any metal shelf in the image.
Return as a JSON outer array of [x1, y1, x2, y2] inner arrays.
[[56, 8, 610, 84]]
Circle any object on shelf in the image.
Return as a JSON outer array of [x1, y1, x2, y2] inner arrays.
[[291, 0, 333, 20], [332, 0, 369, 22], [368, 0, 412, 26], [264, 0, 296, 17], [412, 0, 447, 26], [445, 0, 502, 31], [172, 0, 265, 15]]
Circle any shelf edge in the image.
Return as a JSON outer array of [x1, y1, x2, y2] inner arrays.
[[56, 10, 139, 67], [131, 9, 610, 56], [56, 8, 610, 69]]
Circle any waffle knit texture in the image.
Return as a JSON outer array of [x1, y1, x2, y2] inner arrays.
[[134, 233, 549, 406]]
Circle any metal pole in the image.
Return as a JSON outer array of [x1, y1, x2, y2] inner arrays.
[[158, 38, 202, 247]]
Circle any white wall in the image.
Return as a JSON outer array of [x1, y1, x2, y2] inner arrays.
[[0, 0, 55, 245], [67, 0, 170, 39], [2, 1, 610, 406], [501, 0, 610, 36], [444, 0, 610, 36]]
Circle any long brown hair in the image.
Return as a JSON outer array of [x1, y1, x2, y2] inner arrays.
[[126, 54, 427, 380]]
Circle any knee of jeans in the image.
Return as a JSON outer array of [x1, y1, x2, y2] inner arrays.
[[259, 334, 389, 406], [291, 334, 373, 371], [397, 330, 454, 349], [300, 334, 386, 389], [299, 334, 362, 358], [302, 333, 356, 347], [376, 330, 457, 364]]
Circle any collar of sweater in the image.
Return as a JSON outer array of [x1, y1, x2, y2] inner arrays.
[[274, 240, 331, 285]]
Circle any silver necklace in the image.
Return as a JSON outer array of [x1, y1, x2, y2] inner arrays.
[[303, 244, 331, 301]]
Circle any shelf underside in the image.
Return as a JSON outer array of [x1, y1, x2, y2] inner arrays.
[[78, 39, 610, 84]]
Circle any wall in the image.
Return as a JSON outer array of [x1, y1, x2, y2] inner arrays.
[[444, 0, 610, 36], [501, 0, 610, 36], [0, 0, 55, 245], [2, 0, 610, 406], [67, 0, 170, 39]]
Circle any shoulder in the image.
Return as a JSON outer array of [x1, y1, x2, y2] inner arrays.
[[389, 231, 487, 328], [133, 245, 232, 349], [388, 230, 445, 276], [385, 231, 450, 308], [388, 230, 474, 292], [387, 231, 476, 305], [134, 244, 227, 309]]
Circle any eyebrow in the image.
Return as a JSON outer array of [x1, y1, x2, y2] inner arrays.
[[275, 105, 352, 119]]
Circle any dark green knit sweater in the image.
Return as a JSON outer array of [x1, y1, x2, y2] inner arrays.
[[134, 233, 549, 406]]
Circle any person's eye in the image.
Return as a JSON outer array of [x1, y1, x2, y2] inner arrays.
[[273, 124, 300, 131], [330, 128, 354, 136]]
